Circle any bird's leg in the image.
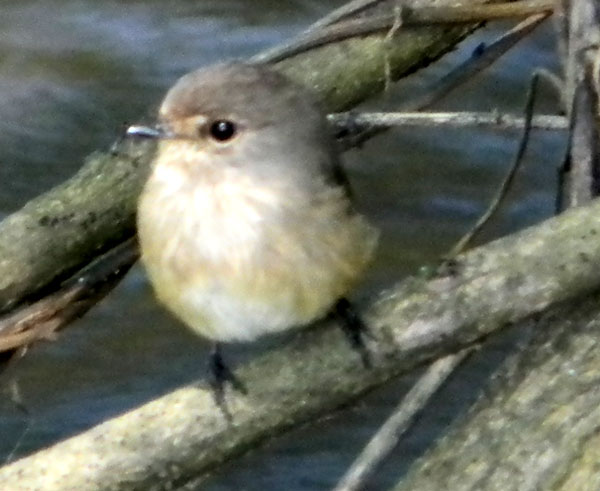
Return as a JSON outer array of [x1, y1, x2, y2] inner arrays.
[[333, 297, 372, 368], [207, 343, 247, 420]]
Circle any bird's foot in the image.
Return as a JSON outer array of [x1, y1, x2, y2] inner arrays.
[[207, 344, 247, 421], [333, 298, 372, 368]]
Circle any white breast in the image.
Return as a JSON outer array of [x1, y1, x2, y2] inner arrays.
[[138, 153, 377, 343]]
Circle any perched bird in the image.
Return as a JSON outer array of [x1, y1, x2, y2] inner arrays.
[[130, 62, 378, 410]]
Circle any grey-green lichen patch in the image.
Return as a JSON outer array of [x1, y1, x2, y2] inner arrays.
[[276, 25, 474, 113], [0, 141, 155, 310]]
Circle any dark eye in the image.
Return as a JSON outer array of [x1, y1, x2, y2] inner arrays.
[[209, 120, 236, 142]]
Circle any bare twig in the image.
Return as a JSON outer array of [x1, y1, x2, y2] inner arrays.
[[402, 13, 550, 112], [0, 238, 138, 361], [557, 81, 599, 210], [2, 380, 32, 465], [448, 70, 543, 257], [400, 1, 553, 24], [557, 0, 600, 209], [309, 0, 553, 31], [333, 348, 474, 491], [383, 3, 404, 92], [5, 188, 600, 488], [329, 110, 566, 136], [340, 13, 549, 149], [535, 67, 566, 106], [3, 420, 32, 466], [306, 0, 386, 31]]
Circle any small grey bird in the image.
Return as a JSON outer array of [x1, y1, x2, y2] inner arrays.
[[131, 62, 378, 410]]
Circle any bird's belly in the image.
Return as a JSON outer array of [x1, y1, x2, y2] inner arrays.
[[173, 278, 318, 342], [145, 245, 345, 342], [139, 175, 377, 343]]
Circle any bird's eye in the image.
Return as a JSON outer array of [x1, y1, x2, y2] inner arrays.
[[209, 120, 237, 142]]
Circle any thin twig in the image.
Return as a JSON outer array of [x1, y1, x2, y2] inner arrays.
[[0, 238, 139, 362], [333, 348, 474, 491], [340, 13, 549, 149], [383, 3, 404, 93], [559, 80, 599, 208], [406, 14, 550, 111], [306, 0, 386, 31], [535, 67, 566, 107], [556, 82, 579, 213], [254, 2, 553, 64], [309, 0, 553, 31], [329, 111, 566, 136], [448, 71, 543, 257], [2, 379, 32, 465], [3, 420, 32, 465], [559, 0, 600, 208]]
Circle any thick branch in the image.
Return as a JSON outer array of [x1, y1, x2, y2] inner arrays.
[[2, 192, 600, 489], [393, 290, 600, 491], [0, 145, 151, 312]]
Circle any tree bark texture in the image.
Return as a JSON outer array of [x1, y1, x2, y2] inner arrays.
[[394, 289, 600, 491], [1, 188, 600, 489]]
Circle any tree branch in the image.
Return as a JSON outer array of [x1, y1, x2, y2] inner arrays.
[[2, 190, 600, 489], [333, 349, 474, 491]]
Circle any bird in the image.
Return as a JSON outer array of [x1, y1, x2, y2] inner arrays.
[[130, 62, 378, 414]]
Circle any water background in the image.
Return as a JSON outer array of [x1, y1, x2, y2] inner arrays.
[[0, 1, 563, 489]]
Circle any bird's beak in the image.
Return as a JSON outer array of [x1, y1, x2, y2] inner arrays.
[[126, 124, 175, 140]]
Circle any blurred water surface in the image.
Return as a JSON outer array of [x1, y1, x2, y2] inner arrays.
[[0, 1, 563, 489]]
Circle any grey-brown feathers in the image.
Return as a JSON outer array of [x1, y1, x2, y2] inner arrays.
[[138, 62, 378, 342]]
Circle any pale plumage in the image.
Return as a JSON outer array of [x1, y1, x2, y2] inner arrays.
[[136, 62, 378, 344]]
